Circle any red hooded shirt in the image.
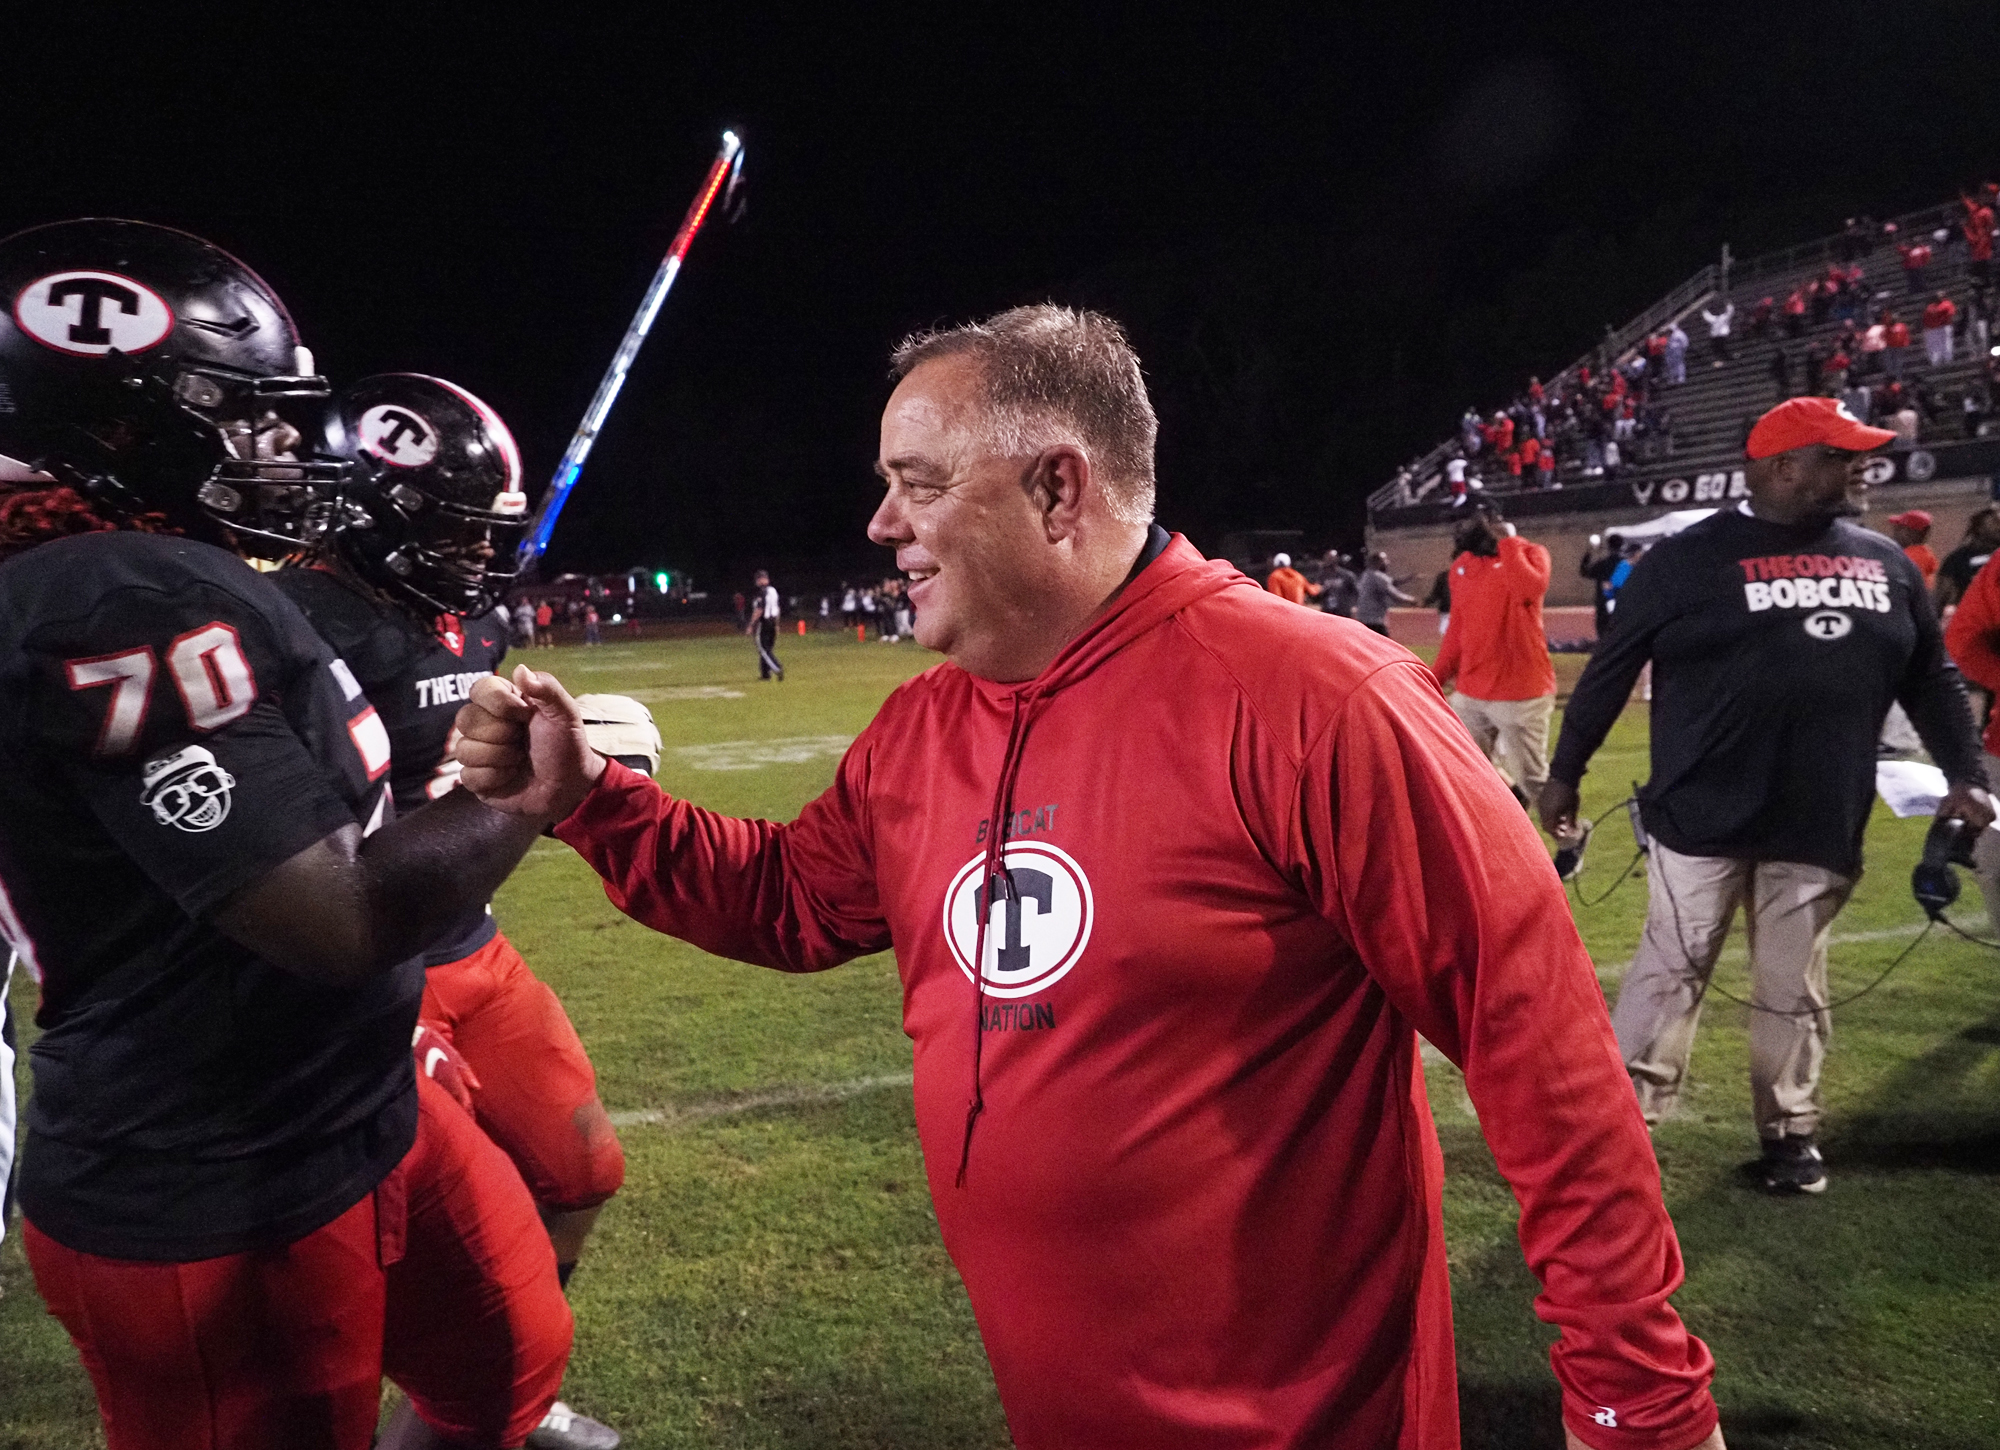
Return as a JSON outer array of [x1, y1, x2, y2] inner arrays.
[[1431, 535, 1558, 701], [1945, 551, 2000, 753], [553, 537, 1716, 1449]]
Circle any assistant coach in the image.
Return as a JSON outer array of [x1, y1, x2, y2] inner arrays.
[[458, 305, 1724, 1450], [1542, 397, 1991, 1196]]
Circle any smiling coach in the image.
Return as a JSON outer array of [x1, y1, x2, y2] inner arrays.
[[455, 305, 1724, 1450], [1542, 396, 1991, 1196]]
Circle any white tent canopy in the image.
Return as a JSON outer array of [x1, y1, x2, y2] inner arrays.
[[1605, 508, 1716, 543]]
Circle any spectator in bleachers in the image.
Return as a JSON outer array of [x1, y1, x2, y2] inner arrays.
[[1808, 276, 1833, 326], [1963, 191, 1996, 287], [1664, 321, 1689, 384], [1824, 344, 1850, 394], [1535, 443, 1557, 487], [1750, 295, 1775, 338], [1887, 400, 1920, 443], [1353, 553, 1415, 637], [1700, 298, 1736, 365], [1859, 314, 1888, 377], [1445, 450, 1470, 506], [1768, 347, 1792, 399], [1898, 236, 1933, 292], [1517, 433, 1541, 484], [1884, 312, 1911, 379], [1840, 379, 1872, 426], [1922, 291, 1958, 366], [1784, 286, 1808, 338], [1802, 342, 1826, 395]]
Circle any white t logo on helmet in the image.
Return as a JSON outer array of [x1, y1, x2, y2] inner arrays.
[[15, 271, 174, 356]]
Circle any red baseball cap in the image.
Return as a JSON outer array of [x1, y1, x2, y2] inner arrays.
[[1885, 509, 1933, 529], [1745, 396, 1897, 460]]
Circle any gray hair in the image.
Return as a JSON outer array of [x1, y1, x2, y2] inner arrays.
[[890, 304, 1157, 526]]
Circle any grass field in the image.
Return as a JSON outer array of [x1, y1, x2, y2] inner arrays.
[[4, 629, 1998, 1449]]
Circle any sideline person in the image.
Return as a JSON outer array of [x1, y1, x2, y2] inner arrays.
[[747, 568, 784, 680], [1541, 397, 1991, 1196], [1354, 550, 1415, 635], [1262, 550, 1320, 605], [457, 305, 1724, 1450], [1430, 511, 1556, 809]]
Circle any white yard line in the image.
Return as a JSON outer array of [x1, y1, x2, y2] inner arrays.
[[609, 1072, 914, 1130]]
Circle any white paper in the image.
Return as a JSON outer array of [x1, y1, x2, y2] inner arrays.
[[1874, 758, 2000, 831]]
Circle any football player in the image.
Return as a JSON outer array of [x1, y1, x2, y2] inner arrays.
[[275, 374, 628, 1450], [0, 219, 571, 1450]]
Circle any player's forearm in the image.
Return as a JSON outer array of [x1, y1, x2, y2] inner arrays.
[[214, 789, 541, 985], [359, 788, 546, 966]]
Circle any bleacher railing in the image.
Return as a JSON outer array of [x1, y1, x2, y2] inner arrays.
[[1369, 194, 1980, 514]]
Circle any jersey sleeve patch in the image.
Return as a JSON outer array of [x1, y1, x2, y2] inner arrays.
[[347, 705, 392, 782]]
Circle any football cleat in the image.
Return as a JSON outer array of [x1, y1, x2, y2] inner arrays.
[[525, 1400, 621, 1450]]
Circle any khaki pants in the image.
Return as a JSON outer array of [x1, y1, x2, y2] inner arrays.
[[1448, 691, 1554, 800], [1611, 841, 1853, 1139]]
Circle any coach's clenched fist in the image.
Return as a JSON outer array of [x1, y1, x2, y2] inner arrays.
[[454, 665, 606, 824]]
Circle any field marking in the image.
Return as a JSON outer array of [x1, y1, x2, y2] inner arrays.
[[671, 735, 854, 772], [609, 1072, 913, 1130], [630, 685, 747, 702]]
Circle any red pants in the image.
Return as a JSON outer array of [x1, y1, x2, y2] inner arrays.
[[24, 1074, 573, 1450], [421, 930, 624, 1214]]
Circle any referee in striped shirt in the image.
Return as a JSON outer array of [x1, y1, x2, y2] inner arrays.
[[749, 568, 785, 681]]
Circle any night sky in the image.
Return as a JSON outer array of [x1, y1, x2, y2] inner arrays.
[[12, 7, 2000, 588]]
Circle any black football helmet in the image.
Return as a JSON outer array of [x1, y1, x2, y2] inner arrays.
[[0, 218, 341, 555], [323, 374, 531, 617]]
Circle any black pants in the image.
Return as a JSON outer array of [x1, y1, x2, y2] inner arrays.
[[756, 619, 784, 679]]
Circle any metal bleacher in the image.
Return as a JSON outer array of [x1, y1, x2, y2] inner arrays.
[[1369, 198, 1990, 522]]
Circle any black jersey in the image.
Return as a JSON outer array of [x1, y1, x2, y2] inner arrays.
[[0, 532, 421, 1260], [1551, 510, 1982, 874], [271, 566, 508, 964]]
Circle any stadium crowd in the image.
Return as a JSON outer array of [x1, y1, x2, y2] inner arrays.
[[1393, 186, 2000, 509]]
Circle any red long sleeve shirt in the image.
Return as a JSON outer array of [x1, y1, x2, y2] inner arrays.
[[1431, 535, 1558, 701], [1945, 551, 2000, 754], [554, 537, 1716, 1450]]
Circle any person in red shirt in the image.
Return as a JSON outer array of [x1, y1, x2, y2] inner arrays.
[[1886, 509, 1940, 589], [1431, 512, 1558, 810], [1898, 239, 1933, 293], [1883, 312, 1912, 379], [1783, 286, 1807, 338], [1262, 550, 1320, 605], [453, 305, 1725, 1450], [1519, 433, 1542, 482], [1943, 547, 2000, 922], [1922, 291, 1959, 366], [1963, 193, 1996, 285]]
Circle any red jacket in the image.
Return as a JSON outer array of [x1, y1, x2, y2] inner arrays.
[[1923, 299, 1957, 330], [1432, 535, 1558, 701], [1945, 551, 2000, 753], [554, 537, 1716, 1449]]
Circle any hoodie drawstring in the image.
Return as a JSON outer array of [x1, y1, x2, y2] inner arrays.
[[956, 688, 1041, 1188]]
